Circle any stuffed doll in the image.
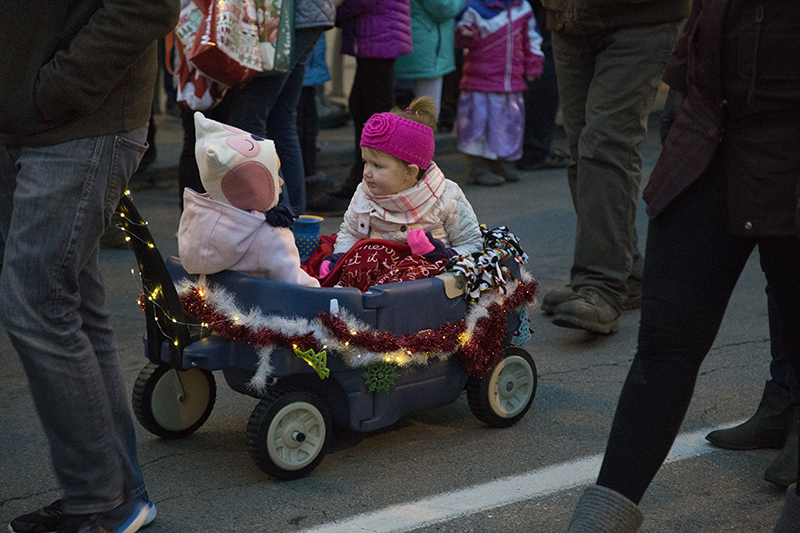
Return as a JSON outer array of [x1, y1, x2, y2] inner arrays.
[[178, 112, 320, 287]]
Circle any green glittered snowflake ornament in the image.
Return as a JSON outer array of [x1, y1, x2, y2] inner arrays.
[[362, 361, 400, 393]]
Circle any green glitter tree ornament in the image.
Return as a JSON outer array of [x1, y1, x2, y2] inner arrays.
[[294, 347, 330, 379]]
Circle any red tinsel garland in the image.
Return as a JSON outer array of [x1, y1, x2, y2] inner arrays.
[[175, 278, 538, 378]]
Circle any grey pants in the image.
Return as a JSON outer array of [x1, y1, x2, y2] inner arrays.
[[552, 22, 679, 311]]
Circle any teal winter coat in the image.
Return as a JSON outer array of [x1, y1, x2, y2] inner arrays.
[[395, 0, 466, 80]]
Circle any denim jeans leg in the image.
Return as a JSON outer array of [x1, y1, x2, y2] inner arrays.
[[552, 23, 678, 308], [0, 128, 148, 515], [211, 28, 322, 213], [266, 27, 325, 214]]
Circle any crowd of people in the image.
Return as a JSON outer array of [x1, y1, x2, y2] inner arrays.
[[1, 0, 799, 532]]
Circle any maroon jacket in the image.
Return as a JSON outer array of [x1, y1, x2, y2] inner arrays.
[[644, 0, 800, 237]]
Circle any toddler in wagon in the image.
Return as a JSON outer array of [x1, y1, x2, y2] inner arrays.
[[321, 97, 483, 276], [179, 112, 320, 287]]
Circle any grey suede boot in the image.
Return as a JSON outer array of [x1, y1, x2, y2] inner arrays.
[[773, 484, 800, 533], [567, 485, 644, 533], [706, 381, 793, 450]]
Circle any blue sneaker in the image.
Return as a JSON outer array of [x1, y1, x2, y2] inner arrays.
[[8, 497, 156, 533], [143, 500, 157, 527], [74, 499, 148, 533]]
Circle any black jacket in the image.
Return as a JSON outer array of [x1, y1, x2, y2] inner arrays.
[[0, 0, 180, 147]]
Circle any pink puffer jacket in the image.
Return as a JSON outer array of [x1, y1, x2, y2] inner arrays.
[[178, 189, 320, 287], [336, 0, 413, 58], [455, 0, 543, 93]]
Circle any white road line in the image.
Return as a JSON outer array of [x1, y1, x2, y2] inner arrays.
[[299, 423, 741, 533]]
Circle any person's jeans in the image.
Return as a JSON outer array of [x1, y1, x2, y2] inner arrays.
[[595, 160, 800, 504], [183, 27, 324, 214], [0, 128, 149, 515], [552, 22, 679, 310]]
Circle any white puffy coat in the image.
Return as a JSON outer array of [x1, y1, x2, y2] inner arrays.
[[334, 169, 483, 256]]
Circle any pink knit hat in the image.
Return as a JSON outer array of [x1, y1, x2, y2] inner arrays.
[[360, 112, 435, 169]]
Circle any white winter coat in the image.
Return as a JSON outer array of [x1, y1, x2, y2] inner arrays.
[[334, 165, 483, 256]]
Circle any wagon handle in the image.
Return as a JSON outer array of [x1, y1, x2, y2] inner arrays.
[[116, 193, 191, 370]]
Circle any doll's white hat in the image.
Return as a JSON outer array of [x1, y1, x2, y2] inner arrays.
[[194, 112, 281, 212]]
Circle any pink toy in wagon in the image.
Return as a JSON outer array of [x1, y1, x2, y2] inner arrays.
[[123, 105, 539, 480]]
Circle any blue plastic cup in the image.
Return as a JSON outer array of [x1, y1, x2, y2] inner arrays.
[[293, 215, 323, 263]]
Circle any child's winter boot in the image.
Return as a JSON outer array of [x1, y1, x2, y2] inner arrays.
[[466, 154, 504, 186], [487, 158, 523, 182]]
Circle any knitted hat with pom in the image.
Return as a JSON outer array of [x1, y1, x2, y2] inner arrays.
[[360, 112, 435, 169], [194, 112, 281, 212]]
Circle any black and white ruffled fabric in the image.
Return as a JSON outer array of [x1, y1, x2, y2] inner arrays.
[[446, 225, 528, 301]]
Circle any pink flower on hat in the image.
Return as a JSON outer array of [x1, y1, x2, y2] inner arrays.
[[362, 113, 396, 142]]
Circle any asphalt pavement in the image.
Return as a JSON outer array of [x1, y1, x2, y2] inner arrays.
[[0, 112, 787, 532]]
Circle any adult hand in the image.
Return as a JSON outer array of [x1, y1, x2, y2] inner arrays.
[[660, 89, 686, 146]]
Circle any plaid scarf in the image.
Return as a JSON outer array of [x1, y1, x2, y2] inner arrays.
[[362, 162, 446, 225]]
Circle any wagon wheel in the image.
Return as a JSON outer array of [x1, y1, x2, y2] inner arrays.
[[246, 389, 332, 480], [132, 362, 216, 439], [466, 346, 537, 428]]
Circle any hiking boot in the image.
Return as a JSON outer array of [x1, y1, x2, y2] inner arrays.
[[551, 287, 620, 334], [9, 497, 156, 533], [542, 278, 642, 316], [466, 155, 504, 186], [541, 286, 575, 315]]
